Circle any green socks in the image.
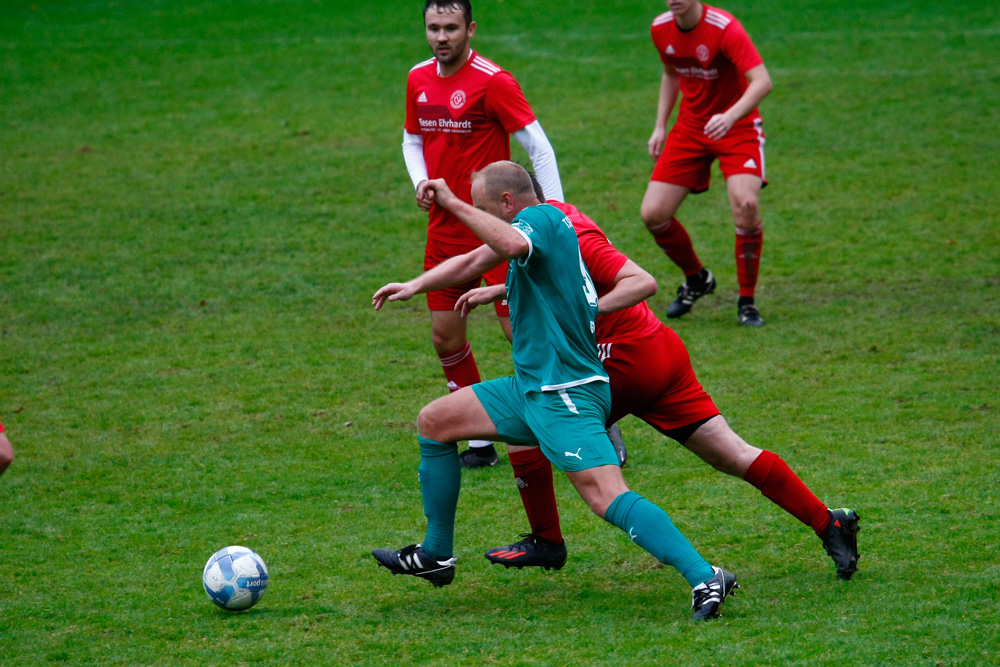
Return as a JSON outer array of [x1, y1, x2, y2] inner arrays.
[[605, 491, 714, 587], [417, 437, 461, 561]]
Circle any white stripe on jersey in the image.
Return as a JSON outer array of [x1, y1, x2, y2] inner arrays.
[[704, 10, 732, 29], [540, 375, 609, 392], [471, 57, 500, 76], [513, 226, 534, 265], [653, 11, 675, 26], [410, 56, 436, 73], [597, 343, 612, 363]]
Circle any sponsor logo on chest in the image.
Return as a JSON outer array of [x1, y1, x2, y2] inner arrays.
[[418, 116, 473, 131], [415, 87, 476, 134]]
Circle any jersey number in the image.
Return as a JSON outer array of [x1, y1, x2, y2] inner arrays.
[[579, 250, 598, 307]]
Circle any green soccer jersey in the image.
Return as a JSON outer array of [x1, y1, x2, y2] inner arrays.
[[506, 204, 610, 393]]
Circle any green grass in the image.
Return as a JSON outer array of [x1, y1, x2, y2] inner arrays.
[[1, 0, 999, 664]]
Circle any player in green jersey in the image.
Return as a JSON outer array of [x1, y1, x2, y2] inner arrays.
[[372, 160, 738, 620]]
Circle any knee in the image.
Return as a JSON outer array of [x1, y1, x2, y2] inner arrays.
[[431, 330, 466, 356], [640, 201, 669, 230], [732, 197, 760, 229], [417, 403, 446, 441]]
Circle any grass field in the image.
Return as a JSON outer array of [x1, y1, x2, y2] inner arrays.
[[2, 0, 999, 665]]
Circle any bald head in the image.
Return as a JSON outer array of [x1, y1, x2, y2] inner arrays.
[[470, 161, 539, 218]]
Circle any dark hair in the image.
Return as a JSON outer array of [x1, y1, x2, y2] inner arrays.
[[423, 1, 473, 28], [527, 170, 547, 203]]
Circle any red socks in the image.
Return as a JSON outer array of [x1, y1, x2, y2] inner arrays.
[[743, 450, 830, 535], [649, 218, 763, 296], [438, 341, 481, 392], [648, 217, 703, 277], [735, 225, 763, 298], [508, 448, 563, 544]]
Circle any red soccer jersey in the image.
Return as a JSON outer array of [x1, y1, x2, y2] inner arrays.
[[548, 201, 664, 343], [651, 5, 764, 132], [406, 51, 537, 245]]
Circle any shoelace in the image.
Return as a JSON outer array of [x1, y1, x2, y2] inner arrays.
[[691, 582, 721, 609]]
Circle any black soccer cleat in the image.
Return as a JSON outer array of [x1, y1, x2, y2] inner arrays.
[[485, 533, 568, 571], [820, 508, 861, 580], [607, 423, 628, 467], [691, 566, 739, 620], [372, 544, 457, 587], [459, 445, 499, 469], [737, 303, 765, 327], [666, 269, 716, 319]]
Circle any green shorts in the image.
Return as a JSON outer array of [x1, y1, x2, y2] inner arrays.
[[472, 377, 617, 472]]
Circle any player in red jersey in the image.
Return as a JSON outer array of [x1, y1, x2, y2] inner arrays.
[[402, 1, 564, 467], [454, 179, 860, 581], [641, 0, 772, 326], [0, 420, 13, 478]]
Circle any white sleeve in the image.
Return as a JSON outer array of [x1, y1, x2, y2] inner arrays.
[[401, 131, 429, 190], [513, 120, 564, 202]]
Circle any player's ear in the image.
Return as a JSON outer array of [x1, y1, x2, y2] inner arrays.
[[467, 21, 476, 38], [500, 192, 514, 215]]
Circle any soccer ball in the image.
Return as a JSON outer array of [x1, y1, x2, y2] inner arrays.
[[202, 546, 269, 611]]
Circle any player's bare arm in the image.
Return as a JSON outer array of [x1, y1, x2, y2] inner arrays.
[[419, 178, 529, 259], [649, 66, 681, 159], [596, 260, 658, 315], [704, 63, 772, 141], [414, 179, 432, 212], [455, 284, 506, 318], [372, 244, 505, 311]]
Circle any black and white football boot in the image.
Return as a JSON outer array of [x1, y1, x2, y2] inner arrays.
[[372, 544, 457, 588], [666, 269, 716, 319], [737, 303, 765, 327], [691, 566, 739, 620]]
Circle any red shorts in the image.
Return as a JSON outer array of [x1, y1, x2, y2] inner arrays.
[[424, 239, 510, 317], [602, 325, 719, 434], [651, 118, 767, 194]]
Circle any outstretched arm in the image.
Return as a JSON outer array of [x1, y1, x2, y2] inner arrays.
[[455, 284, 507, 318], [372, 244, 505, 310]]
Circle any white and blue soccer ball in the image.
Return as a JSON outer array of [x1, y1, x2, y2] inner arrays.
[[202, 546, 269, 611]]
